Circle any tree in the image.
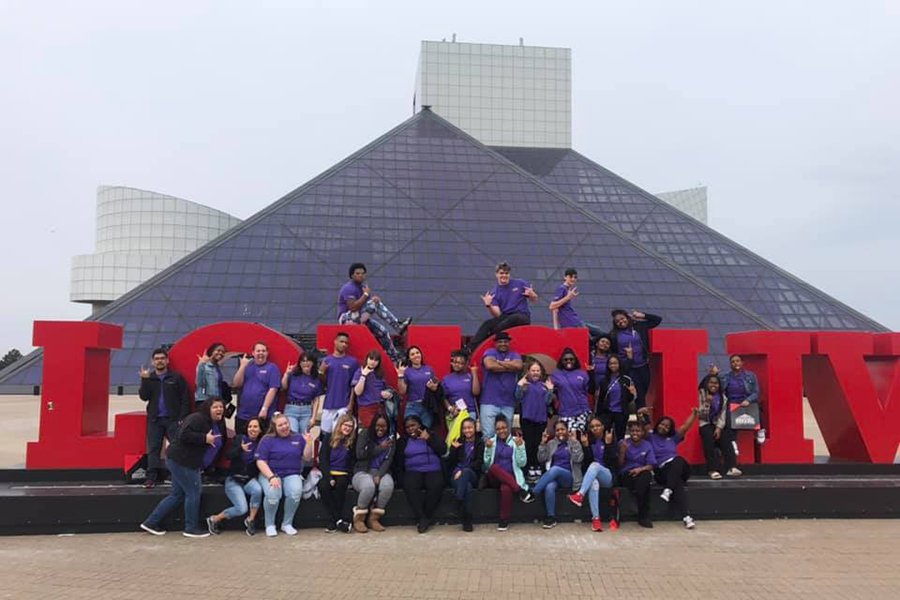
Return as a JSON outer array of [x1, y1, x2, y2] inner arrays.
[[0, 349, 23, 370]]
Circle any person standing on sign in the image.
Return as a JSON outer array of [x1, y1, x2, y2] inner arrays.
[[548, 268, 607, 343], [319, 332, 360, 437], [337, 262, 412, 362], [466, 262, 538, 352], [479, 331, 523, 439], [138, 348, 190, 489], [711, 355, 765, 444], [140, 398, 225, 538], [610, 309, 662, 410], [232, 342, 281, 435]]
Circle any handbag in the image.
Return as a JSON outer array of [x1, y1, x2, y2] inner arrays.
[[730, 403, 760, 430]]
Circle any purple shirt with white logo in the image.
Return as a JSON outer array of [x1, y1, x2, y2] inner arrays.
[[404, 438, 441, 473], [551, 369, 590, 417], [481, 349, 521, 408], [551, 442, 572, 470], [605, 376, 625, 413], [238, 361, 281, 420], [490, 278, 531, 316], [337, 280, 364, 318], [616, 328, 647, 367], [351, 367, 386, 407], [493, 440, 514, 473], [201, 422, 222, 469], [620, 439, 658, 474], [725, 372, 748, 401], [650, 432, 682, 465], [322, 354, 360, 410], [403, 365, 435, 404], [287, 373, 323, 404], [519, 382, 550, 423], [590, 439, 609, 464], [240, 435, 258, 465], [256, 433, 306, 478], [553, 284, 582, 328], [370, 436, 391, 471], [442, 372, 476, 412]]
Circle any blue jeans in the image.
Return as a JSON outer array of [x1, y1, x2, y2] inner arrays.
[[259, 473, 303, 529], [531, 466, 573, 517], [480, 404, 514, 439], [222, 476, 263, 520], [284, 403, 312, 434], [144, 459, 202, 531], [578, 462, 614, 519], [452, 468, 478, 515], [405, 401, 434, 429]]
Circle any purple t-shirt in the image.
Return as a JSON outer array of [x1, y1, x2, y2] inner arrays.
[[650, 432, 682, 465], [619, 439, 657, 474], [553, 284, 582, 328], [337, 280, 364, 318], [592, 355, 609, 387], [256, 433, 306, 477], [708, 392, 723, 423], [493, 440, 514, 473], [156, 373, 168, 417], [238, 361, 281, 420], [616, 328, 647, 367], [551, 442, 572, 470], [442, 372, 476, 412], [287, 372, 322, 404], [605, 376, 625, 413], [370, 436, 391, 471], [551, 369, 590, 417], [590, 439, 609, 464], [481, 349, 521, 408], [460, 441, 476, 469], [404, 365, 435, 404], [490, 278, 531, 316], [351, 368, 386, 407], [202, 422, 222, 469], [404, 438, 441, 473], [240, 435, 258, 465], [519, 382, 550, 423], [725, 372, 748, 401], [328, 444, 351, 473], [322, 354, 360, 410]]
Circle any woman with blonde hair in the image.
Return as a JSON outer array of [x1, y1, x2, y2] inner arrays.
[[255, 412, 314, 537], [318, 413, 358, 533]]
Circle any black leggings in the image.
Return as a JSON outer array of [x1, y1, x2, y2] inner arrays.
[[630, 364, 651, 410], [620, 470, 653, 521], [601, 412, 627, 444], [403, 470, 444, 522], [655, 456, 691, 518], [468, 312, 530, 351], [699, 425, 736, 473], [520, 418, 545, 471], [318, 473, 351, 525]]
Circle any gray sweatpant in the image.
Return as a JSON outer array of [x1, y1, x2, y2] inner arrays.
[[351, 471, 394, 509]]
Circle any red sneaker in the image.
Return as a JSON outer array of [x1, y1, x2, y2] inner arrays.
[[609, 519, 619, 531], [591, 518, 603, 532], [567, 492, 584, 507]]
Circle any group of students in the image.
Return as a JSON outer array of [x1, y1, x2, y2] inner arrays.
[[135, 260, 761, 537]]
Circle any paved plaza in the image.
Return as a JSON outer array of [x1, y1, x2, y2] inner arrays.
[[0, 520, 898, 599]]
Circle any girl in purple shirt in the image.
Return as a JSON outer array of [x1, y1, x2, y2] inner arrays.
[[597, 355, 637, 443], [255, 413, 313, 537], [398, 346, 438, 429], [206, 417, 264, 536], [318, 413, 357, 533], [397, 415, 447, 534], [645, 408, 699, 529], [618, 420, 658, 528], [515, 360, 554, 482], [550, 348, 591, 433], [567, 416, 618, 532], [698, 374, 740, 480]]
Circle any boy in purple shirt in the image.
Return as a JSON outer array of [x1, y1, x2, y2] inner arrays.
[[548, 268, 607, 343], [466, 262, 538, 352], [232, 342, 281, 435], [479, 331, 523, 438], [337, 262, 411, 362], [318, 332, 361, 435]]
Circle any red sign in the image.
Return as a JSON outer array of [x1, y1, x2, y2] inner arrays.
[[24, 320, 900, 469]]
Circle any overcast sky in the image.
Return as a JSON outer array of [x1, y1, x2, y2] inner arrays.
[[1, 0, 898, 353]]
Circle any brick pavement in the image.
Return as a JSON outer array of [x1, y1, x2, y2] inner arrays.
[[0, 520, 898, 599]]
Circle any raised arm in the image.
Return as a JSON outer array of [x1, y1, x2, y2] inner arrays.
[[232, 354, 252, 388], [677, 407, 700, 438], [470, 365, 481, 396]]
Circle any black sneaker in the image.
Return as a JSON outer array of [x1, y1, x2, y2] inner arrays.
[[336, 519, 352, 533], [520, 491, 535, 504], [140, 522, 165, 536], [397, 317, 413, 336], [417, 518, 429, 534], [244, 517, 256, 537], [497, 520, 509, 531], [206, 516, 220, 535], [463, 516, 473, 532], [183, 528, 210, 538], [638, 517, 654, 529], [542, 518, 557, 529], [325, 521, 338, 533]]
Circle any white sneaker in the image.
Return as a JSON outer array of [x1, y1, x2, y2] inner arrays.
[[757, 429, 767, 445], [709, 471, 723, 480], [726, 467, 743, 477], [281, 524, 298, 536], [265, 525, 278, 537], [660, 488, 672, 502], [683, 516, 695, 529]]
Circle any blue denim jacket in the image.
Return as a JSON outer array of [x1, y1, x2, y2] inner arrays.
[[718, 369, 759, 404], [195, 362, 223, 402]]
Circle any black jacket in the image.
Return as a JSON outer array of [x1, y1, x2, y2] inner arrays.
[[445, 436, 484, 477], [139, 371, 190, 420], [166, 412, 218, 470], [394, 431, 447, 482], [596, 374, 636, 414]]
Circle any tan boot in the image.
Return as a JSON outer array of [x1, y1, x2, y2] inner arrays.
[[352, 507, 368, 533], [367, 507, 386, 532]]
